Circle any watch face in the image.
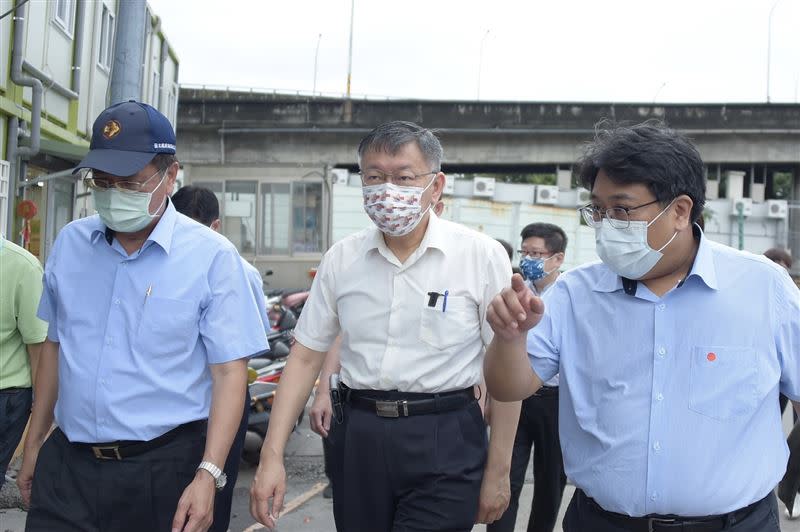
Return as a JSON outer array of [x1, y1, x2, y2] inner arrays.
[[216, 472, 228, 491]]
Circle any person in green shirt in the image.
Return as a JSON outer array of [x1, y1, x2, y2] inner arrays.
[[0, 236, 47, 488]]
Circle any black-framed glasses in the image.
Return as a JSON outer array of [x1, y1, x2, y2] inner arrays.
[[359, 170, 437, 186], [517, 250, 554, 259], [578, 199, 661, 229], [84, 168, 165, 193]]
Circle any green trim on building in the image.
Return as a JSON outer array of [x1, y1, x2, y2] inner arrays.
[[0, 95, 88, 147], [39, 137, 87, 162]]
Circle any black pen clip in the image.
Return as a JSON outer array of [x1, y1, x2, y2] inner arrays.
[[427, 291, 442, 308]]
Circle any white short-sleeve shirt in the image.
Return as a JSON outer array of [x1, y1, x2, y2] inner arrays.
[[293, 213, 512, 392]]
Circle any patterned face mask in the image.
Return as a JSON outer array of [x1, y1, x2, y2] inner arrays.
[[362, 177, 436, 237], [519, 255, 556, 282]]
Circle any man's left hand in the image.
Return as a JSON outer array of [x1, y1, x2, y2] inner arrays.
[[475, 464, 510, 524], [171, 471, 216, 532]]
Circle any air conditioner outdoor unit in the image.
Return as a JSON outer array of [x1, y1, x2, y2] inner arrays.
[[575, 187, 591, 206], [730, 197, 752, 217], [535, 185, 559, 205], [473, 177, 496, 198], [766, 199, 788, 219], [330, 168, 349, 185], [443, 175, 455, 195]]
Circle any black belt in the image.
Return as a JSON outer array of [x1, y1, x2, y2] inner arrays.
[[60, 419, 206, 461], [0, 386, 31, 393], [342, 384, 475, 418], [578, 489, 766, 532], [533, 385, 558, 397]]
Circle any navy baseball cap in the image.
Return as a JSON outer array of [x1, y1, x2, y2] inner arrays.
[[74, 100, 176, 177]]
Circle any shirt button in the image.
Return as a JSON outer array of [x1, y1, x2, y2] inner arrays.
[[651, 492, 658, 501], [658, 304, 666, 311], [114, 299, 121, 305], [656, 393, 664, 401], [106, 337, 113, 346], [658, 346, 666, 356], [653, 441, 661, 451], [100, 379, 106, 385]]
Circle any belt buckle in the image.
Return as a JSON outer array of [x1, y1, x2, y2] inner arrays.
[[374, 400, 409, 418], [92, 445, 122, 460], [647, 517, 676, 532]]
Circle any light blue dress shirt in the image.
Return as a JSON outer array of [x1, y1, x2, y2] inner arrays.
[[38, 201, 268, 443], [527, 229, 800, 517], [241, 258, 269, 333]]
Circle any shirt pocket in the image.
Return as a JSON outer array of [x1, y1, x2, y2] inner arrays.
[[419, 295, 479, 351], [688, 345, 758, 421], [137, 296, 198, 357]]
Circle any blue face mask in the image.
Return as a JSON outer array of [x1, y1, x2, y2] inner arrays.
[[519, 255, 556, 282]]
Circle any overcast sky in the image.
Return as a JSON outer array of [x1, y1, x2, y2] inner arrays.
[[147, 0, 800, 103]]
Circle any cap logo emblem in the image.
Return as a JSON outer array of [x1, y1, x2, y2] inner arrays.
[[102, 120, 121, 139]]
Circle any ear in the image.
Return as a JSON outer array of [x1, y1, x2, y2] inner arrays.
[[672, 194, 694, 231], [210, 219, 221, 232], [430, 172, 445, 202], [552, 252, 566, 270], [164, 161, 179, 196]]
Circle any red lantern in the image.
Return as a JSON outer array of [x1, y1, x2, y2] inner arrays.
[[16, 200, 37, 220], [16, 200, 38, 250]]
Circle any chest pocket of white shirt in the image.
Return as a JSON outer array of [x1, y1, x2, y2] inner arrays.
[[419, 296, 479, 351], [688, 346, 758, 421], [137, 296, 198, 356]]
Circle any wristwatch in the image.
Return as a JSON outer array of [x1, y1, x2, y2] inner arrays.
[[197, 461, 227, 491]]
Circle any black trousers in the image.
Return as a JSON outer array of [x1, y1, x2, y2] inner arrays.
[[331, 396, 487, 532], [0, 387, 32, 489], [488, 388, 566, 532], [563, 489, 781, 532], [26, 425, 206, 532], [211, 388, 251, 532]]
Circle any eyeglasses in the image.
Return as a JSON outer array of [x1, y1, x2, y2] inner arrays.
[[517, 250, 553, 259], [578, 199, 662, 229], [359, 170, 437, 186], [84, 168, 165, 192]]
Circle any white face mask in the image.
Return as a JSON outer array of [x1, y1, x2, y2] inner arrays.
[[92, 173, 166, 233], [595, 200, 678, 279], [362, 177, 436, 237]]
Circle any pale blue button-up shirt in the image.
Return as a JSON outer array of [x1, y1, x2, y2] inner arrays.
[[38, 201, 268, 443], [528, 229, 800, 517]]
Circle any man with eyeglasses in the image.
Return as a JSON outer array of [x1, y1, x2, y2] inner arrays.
[[18, 101, 268, 532], [250, 121, 521, 531], [489, 223, 567, 532], [484, 122, 800, 531]]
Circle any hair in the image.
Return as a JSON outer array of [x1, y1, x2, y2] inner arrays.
[[171, 185, 219, 226], [357, 121, 443, 171], [495, 238, 514, 261], [578, 120, 706, 224], [764, 247, 793, 269], [152, 153, 179, 172], [520, 223, 568, 254]]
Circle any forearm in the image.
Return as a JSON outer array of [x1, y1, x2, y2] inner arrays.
[[204, 358, 248, 466], [263, 343, 326, 456], [24, 340, 59, 449], [26, 342, 43, 384], [484, 335, 541, 401], [485, 398, 521, 474]]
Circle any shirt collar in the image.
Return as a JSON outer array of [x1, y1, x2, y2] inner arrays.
[[89, 199, 177, 254], [366, 211, 448, 257], [593, 223, 718, 293]]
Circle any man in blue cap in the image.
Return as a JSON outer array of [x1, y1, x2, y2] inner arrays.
[[17, 101, 268, 532]]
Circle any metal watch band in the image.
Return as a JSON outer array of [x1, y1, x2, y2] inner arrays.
[[197, 461, 222, 480]]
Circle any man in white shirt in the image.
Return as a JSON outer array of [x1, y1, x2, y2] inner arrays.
[[250, 121, 521, 531]]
